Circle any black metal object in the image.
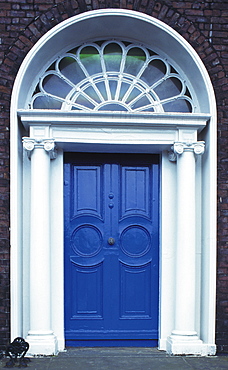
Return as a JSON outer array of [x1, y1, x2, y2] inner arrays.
[[4, 337, 30, 368]]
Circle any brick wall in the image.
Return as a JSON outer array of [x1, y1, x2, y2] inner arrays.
[[0, 0, 227, 352]]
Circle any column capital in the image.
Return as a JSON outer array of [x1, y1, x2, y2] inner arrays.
[[23, 137, 57, 159], [170, 141, 205, 160]]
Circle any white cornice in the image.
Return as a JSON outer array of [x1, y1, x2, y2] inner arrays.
[[18, 110, 209, 131], [18, 110, 209, 150]]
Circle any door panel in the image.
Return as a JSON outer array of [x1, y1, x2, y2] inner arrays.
[[120, 262, 152, 318], [64, 153, 159, 346]]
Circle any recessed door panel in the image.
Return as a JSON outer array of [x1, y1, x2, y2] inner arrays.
[[121, 166, 150, 217], [120, 262, 152, 318], [64, 153, 159, 346], [72, 165, 103, 218], [71, 262, 103, 318]]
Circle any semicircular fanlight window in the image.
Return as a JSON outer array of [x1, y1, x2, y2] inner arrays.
[[30, 41, 194, 113]]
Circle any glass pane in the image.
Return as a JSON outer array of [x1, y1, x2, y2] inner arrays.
[[42, 74, 72, 98], [96, 81, 108, 100], [103, 43, 122, 72], [98, 103, 128, 111], [75, 95, 95, 110], [125, 87, 141, 103], [109, 80, 118, 100], [131, 95, 151, 110], [124, 47, 146, 76], [163, 99, 192, 112], [154, 77, 183, 100], [141, 106, 155, 112], [185, 86, 192, 99], [59, 57, 85, 84], [33, 95, 62, 109], [141, 59, 166, 86], [119, 82, 131, 100], [84, 86, 101, 104], [80, 46, 102, 75]]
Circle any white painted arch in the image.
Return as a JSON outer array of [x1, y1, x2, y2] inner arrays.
[[10, 9, 217, 355]]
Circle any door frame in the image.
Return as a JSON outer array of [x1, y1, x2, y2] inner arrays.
[[17, 110, 213, 355]]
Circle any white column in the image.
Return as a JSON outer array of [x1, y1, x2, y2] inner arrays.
[[23, 138, 57, 356], [167, 141, 207, 355]]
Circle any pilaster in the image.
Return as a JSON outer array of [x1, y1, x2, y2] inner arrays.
[[167, 141, 208, 355], [23, 137, 58, 356]]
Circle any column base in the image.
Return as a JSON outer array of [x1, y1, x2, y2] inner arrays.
[[26, 332, 58, 356], [166, 333, 216, 356]]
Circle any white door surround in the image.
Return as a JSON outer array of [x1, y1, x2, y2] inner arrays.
[[10, 10, 217, 356]]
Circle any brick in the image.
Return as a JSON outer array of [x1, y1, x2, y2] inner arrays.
[[185, 9, 204, 16]]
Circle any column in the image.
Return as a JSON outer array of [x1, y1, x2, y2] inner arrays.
[[167, 141, 206, 355], [23, 138, 57, 356]]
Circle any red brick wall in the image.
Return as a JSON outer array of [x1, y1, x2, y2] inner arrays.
[[0, 0, 227, 352]]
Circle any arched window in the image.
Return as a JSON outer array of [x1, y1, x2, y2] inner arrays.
[[30, 41, 193, 113]]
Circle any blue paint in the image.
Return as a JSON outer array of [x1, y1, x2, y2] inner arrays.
[[64, 153, 159, 346], [65, 339, 158, 347]]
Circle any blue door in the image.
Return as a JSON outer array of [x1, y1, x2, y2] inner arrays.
[[64, 153, 159, 346]]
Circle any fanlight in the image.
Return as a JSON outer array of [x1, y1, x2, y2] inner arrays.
[[30, 41, 194, 113]]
